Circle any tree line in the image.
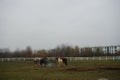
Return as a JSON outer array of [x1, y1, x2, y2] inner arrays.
[[0, 45, 120, 58]]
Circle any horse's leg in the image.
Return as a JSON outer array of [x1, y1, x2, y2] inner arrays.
[[40, 59, 44, 66], [57, 61, 62, 67], [58, 61, 60, 67], [62, 59, 67, 66], [59, 59, 63, 67], [64, 59, 67, 66]]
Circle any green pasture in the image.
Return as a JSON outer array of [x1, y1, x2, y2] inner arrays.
[[0, 60, 120, 80]]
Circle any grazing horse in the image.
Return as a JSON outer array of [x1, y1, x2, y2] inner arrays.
[[34, 57, 41, 64], [40, 57, 48, 66], [56, 57, 67, 67]]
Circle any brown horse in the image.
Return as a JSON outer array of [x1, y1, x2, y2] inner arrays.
[[56, 57, 67, 67]]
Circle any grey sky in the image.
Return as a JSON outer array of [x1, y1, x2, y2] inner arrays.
[[0, 0, 120, 51]]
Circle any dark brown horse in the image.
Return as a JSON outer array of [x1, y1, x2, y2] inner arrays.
[[40, 57, 48, 66], [34, 57, 47, 66]]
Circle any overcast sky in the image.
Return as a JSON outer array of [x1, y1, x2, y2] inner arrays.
[[0, 0, 120, 51]]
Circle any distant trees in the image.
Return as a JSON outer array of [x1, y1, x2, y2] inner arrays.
[[37, 49, 46, 57], [47, 44, 80, 57], [80, 47, 92, 57], [25, 46, 33, 57], [12, 49, 24, 57], [0, 46, 33, 58], [0, 48, 11, 58], [0, 45, 120, 58]]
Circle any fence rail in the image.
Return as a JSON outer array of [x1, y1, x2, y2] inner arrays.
[[67, 56, 120, 61], [0, 56, 120, 62], [0, 58, 34, 62]]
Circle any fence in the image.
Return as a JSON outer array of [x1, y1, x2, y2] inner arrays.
[[0, 58, 34, 62], [0, 56, 120, 62], [67, 56, 120, 61]]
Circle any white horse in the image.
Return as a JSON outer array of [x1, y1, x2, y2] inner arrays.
[[34, 57, 41, 64]]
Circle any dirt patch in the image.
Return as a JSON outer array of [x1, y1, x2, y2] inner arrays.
[[98, 78, 109, 80], [64, 66, 120, 72], [102, 68, 120, 70], [66, 67, 79, 71], [65, 67, 96, 72]]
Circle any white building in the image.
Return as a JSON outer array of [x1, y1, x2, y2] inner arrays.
[[102, 45, 120, 54], [80, 45, 120, 54]]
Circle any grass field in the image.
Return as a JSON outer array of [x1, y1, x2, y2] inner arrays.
[[0, 60, 120, 80]]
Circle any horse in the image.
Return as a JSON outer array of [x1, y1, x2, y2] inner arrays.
[[34, 57, 41, 64], [34, 57, 47, 66], [56, 57, 67, 67], [39, 57, 48, 66]]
